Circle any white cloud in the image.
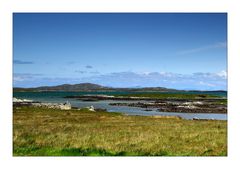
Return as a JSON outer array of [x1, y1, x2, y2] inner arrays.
[[80, 71, 227, 90], [13, 76, 25, 82], [13, 71, 227, 90], [217, 70, 227, 79], [178, 41, 227, 55], [13, 73, 43, 82], [199, 81, 216, 87], [213, 42, 227, 48]]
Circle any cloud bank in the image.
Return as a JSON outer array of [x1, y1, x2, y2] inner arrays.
[[13, 71, 227, 90]]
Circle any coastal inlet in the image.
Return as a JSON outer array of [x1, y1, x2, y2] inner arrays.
[[13, 91, 227, 120]]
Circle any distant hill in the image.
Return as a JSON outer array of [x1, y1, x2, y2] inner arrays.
[[37, 83, 107, 91], [13, 83, 180, 92]]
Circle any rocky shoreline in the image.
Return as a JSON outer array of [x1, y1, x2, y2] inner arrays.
[[13, 97, 108, 112], [13, 95, 227, 114], [63, 95, 227, 114], [13, 98, 72, 110], [109, 100, 227, 114]]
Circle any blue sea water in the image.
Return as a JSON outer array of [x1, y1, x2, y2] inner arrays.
[[13, 91, 227, 99], [13, 91, 227, 120]]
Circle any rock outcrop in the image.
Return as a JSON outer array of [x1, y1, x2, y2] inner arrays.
[[13, 97, 71, 110], [32, 102, 71, 110]]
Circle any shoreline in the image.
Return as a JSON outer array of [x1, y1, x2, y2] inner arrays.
[[13, 97, 227, 120], [64, 95, 227, 114], [109, 101, 227, 114]]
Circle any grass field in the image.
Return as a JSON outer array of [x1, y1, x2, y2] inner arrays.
[[13, 106, 227, 156]]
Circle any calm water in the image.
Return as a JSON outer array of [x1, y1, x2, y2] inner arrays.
[[13, 91, 227, 120]]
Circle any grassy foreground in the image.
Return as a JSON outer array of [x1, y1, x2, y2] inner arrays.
[[13, 107, 227, 156]]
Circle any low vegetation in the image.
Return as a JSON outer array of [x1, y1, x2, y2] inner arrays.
[[13, 106, 227, 156]]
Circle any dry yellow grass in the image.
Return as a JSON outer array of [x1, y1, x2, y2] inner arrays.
[[13, 106, 227, 156]]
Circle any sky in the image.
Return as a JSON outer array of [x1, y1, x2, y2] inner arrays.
[[13, 13, 227, 90]]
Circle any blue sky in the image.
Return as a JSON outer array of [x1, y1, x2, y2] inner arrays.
[[13, 13, 227, 90]]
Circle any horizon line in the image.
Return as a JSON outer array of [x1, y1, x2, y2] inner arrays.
[[13, 82, 227, 92]]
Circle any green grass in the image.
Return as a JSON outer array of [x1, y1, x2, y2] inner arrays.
[[212, 99, 228, 105], [112, 93, 222, 99], [13, 106, 227, 156]]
